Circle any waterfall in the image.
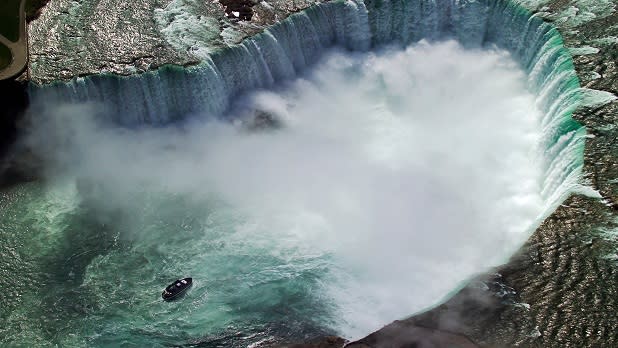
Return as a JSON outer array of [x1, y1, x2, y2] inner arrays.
[[29, 0, 584, 223], [5, 1, 591, 344]]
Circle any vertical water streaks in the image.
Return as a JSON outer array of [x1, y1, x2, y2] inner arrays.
[[28, 0, 584, 224]]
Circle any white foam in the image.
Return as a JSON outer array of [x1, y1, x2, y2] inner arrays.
[[552, 0, 616, 28], [154, 0, 223, 58], [568, 46, 600, 55], [36, 41, 548, 338], [580, 88, 617, 108]]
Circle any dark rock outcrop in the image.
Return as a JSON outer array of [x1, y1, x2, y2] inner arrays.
[[242, 110, 283, 132], [278, 336, 347, 348], [219, 0, 257, 21]]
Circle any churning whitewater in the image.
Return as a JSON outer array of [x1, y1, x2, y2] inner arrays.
[[14, 41, 548, 345]]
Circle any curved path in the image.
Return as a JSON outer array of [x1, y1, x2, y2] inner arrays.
[[0, 0, 27, 80]]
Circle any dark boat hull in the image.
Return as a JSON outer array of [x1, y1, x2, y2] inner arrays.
[[162, 277, 193, 301]]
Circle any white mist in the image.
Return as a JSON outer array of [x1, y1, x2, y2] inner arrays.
[[33, 40, 544, 339]]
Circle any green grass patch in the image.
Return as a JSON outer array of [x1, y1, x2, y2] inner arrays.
[[0, 0, 21, 42], [0, 43, 12, 70]]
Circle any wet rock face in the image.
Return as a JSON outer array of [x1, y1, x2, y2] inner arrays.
[[219, 0, 257, 21], [277, 336, 347, 348], [241, 110, 283, 132]]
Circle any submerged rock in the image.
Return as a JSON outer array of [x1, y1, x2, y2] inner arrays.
[[241, 110, 283, 132]]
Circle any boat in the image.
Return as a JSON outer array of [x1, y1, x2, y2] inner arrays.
[[162, 277, 193, 301]]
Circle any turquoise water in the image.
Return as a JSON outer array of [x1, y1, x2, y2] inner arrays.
[[1, 181, 333, 346], [3, 41, 567, 346]]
